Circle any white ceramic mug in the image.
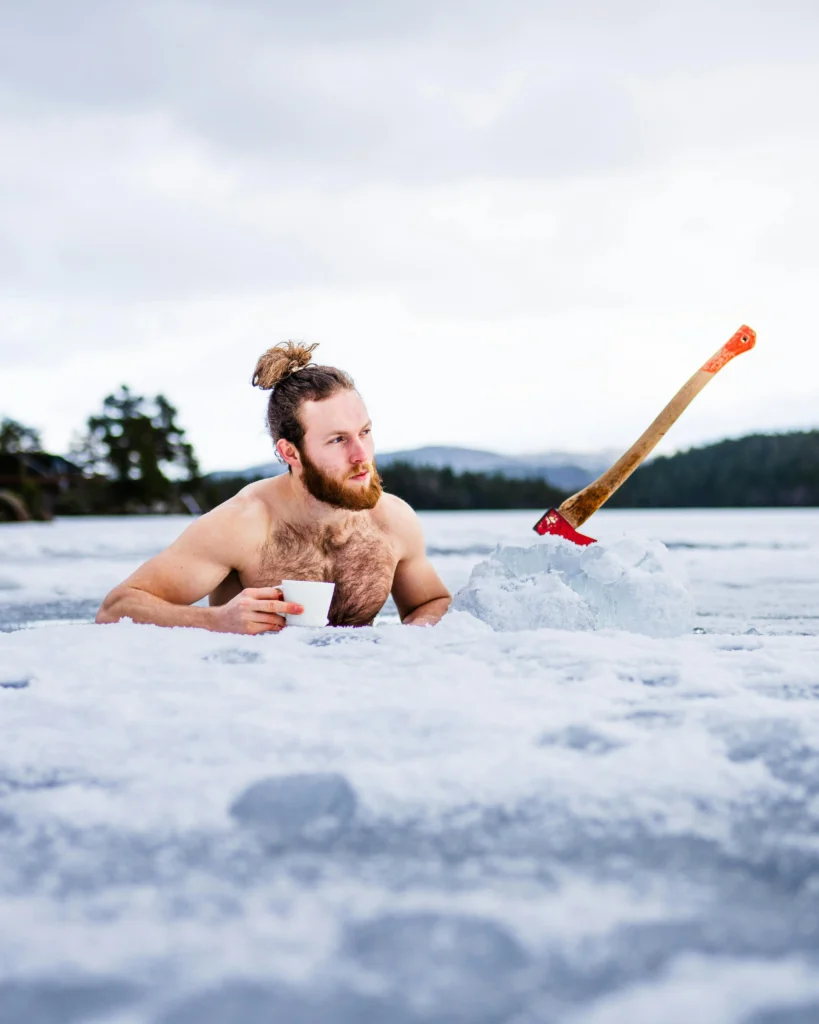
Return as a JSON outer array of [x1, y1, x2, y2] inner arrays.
[[280, 580, 336, 627]]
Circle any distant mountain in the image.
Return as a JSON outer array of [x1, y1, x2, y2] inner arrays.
[[375, 447, 617, 491], [209, 445, 616, 491], [209, 460, 287, 482]]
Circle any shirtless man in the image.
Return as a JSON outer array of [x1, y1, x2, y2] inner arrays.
[[96, 342, 452, 633]]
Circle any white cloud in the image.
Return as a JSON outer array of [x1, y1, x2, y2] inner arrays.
[[1, 0, 818, 471]]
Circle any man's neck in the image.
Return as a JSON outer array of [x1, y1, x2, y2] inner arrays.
[[283, 472, 357, 529]]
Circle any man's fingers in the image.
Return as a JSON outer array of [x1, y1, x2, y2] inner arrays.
[[249, 611, 286, 625], [247, 612, 286, 633], [248, 620, 283, 634], [253, 599, 303, 616], [244, 586, 284, 600], [241, 589, 303, 614]]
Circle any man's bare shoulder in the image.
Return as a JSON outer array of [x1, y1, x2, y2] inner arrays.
[[218, 475, 288, 523], [154, 475, 288, 577], [372, 491, 417, 524], [371, 492, 424, 545], [189, 476, 286, 553]]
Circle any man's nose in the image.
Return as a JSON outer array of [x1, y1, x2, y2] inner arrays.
[[349, 438, 368, 464]]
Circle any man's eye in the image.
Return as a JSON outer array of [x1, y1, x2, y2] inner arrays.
[[361, 429, 371, 436], [330, 436, 344, 444]]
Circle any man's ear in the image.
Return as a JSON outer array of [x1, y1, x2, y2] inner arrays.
[[276, 438, 301, 469]]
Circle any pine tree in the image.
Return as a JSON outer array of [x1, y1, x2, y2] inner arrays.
[[0, 417, 42, 454], [72, 387, 199, 512]]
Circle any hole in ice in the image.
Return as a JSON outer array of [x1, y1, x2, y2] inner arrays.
[[229, 772, 358, 848], [0, 599, 100, 632], [0, 678, 30, 689]]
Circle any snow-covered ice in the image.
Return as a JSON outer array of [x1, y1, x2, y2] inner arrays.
[[2, 509, 819, 1023]]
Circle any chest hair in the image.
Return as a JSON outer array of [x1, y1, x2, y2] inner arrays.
[[255, 516, 397, 626]]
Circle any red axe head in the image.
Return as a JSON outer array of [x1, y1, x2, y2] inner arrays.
[[533, 509, 596, 546]]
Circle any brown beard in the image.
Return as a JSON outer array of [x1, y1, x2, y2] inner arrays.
[[299, 450, 383, 511]]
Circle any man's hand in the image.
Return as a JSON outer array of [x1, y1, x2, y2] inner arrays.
[[210, 587, 304, 635]]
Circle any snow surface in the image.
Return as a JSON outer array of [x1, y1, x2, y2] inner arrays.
[[2, 509, 819, 1023]]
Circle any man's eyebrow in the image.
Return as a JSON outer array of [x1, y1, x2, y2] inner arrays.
[[324, 421, 372, 437]]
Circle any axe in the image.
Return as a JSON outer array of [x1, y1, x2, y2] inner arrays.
[[533, 325, 757, 544]]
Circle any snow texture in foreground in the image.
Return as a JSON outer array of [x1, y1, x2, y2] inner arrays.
[[3, 511, 819, 1023], [4, 614, 819, 1023], [454, 535, 694, 636]]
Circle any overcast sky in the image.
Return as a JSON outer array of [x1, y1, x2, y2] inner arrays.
[[2, 0, 818, 471]]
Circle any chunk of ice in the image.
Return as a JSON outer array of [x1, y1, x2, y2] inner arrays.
[[453, 535, 694, 637]]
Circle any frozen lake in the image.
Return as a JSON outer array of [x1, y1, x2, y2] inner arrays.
[[2, 508, 819, 636], [2, 509, 819, 1023]]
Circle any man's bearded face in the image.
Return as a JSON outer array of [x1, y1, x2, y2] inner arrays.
[[299, 448, 383, 511]]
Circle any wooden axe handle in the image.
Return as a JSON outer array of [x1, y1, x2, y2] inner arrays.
[[559, 325, 757, 529]]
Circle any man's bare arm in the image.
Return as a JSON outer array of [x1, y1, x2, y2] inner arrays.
[[387, 497, 452, 626], [96, 491, 302, 633]]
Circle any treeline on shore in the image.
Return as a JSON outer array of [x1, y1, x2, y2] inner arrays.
[[201, 464, 567, 512], [609, 430, 819, 508], [381, 462, 566, 511], [1, 392, 567, 520], [2, 387, 818, 520], [199, 430, 819, 511]]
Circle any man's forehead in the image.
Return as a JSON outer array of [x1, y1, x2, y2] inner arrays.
[[301, 390, 370, 430]]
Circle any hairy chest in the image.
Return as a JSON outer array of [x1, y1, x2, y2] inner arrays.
[[247, 521, 398, 627]]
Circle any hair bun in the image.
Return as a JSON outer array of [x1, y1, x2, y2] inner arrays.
[[252, 341, 319, 390]]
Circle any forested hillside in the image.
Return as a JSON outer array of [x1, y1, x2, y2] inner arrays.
[[610, 431, 819, 508], [378, 462, 566, 511], [201, 461, 567, 512]]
